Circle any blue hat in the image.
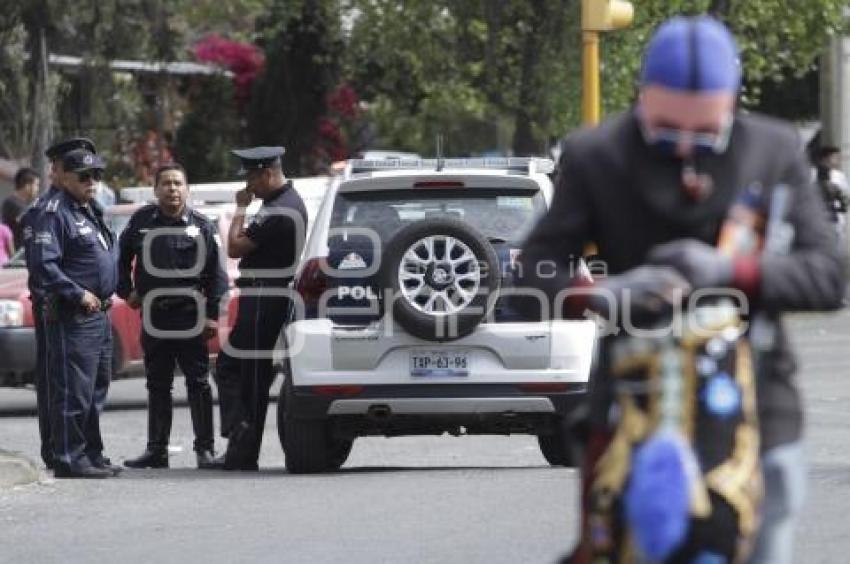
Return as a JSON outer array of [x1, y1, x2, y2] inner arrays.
[[62, 149, 106, 173], [641, 16, 741, 93], [232, 146, 285, 175], [46, 137, 97, 160]]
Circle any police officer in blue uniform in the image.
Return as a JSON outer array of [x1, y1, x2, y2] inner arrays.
[[20, 137, 97, 469], [212, 146, 307, 470], [31, 149, 119, 479], [118, 163, 227, 469]]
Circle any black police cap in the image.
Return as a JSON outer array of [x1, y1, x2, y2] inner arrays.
[[63, 149, 106, 173], [45, 137, 97, 160], [232, 146, 285, 175]]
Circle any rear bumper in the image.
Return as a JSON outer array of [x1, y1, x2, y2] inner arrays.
[[327, 397, 556, 415], [287, 382, 587, 419], [0, 327, 36, 384]]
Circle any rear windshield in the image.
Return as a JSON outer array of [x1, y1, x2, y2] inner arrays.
[[328, 188, 545, 243]]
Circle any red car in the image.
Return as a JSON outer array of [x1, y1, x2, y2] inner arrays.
[[0, 177, 329, 387]]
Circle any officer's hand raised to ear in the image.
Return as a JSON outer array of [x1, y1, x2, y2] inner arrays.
[[235, 188, 253, 208], [80, 290, 101, 314]]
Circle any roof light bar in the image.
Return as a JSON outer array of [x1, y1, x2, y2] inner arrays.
[[347, 157, 555, 176]]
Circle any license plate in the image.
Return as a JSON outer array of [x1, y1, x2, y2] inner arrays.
[[410, 350, 470, 377]]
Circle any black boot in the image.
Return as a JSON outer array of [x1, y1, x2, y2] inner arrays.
[[188, 386, 216, 468], [206, 422, 256, 470], [124, 391, 172, 469]]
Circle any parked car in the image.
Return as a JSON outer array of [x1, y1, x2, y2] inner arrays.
[[0, 177, 330, 387], [278, 158, 597, 473]]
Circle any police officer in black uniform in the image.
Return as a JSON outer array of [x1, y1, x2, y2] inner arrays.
[[118, 163, 227, 469], [21, 137, 97, 469], [212, 146, 307, 470], [31, 149, 119, 479]]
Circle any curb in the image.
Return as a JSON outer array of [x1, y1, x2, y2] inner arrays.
[[0, 449, 40, 488]]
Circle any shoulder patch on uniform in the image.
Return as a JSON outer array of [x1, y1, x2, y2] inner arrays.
[[45, 199, 60, 213]]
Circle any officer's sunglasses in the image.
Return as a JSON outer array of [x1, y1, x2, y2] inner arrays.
[[76, 170, 103, 182], [640, 114, 733, 155]]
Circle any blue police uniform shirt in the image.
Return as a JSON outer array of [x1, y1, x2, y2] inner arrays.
[[31, 191, 118, 304], [117, 204, 227, 320], [20, 184, 61, 301], [238, 181, 308, 286]]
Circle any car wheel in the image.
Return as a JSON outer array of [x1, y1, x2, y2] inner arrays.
[[279, 372, 354, 474], [379, 218, 500, 342], [283, 412, 330, 474], [538, 418, 578, 467], [327, 437, 354, 471]]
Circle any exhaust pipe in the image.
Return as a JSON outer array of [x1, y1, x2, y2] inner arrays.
[[367, 404, 392, 421]]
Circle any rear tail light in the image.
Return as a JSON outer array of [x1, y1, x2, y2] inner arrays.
[[295, 257, 330, 318], [312, 385, 363, 396]]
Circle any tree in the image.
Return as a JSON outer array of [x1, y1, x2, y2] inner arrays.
[[345, 0, 847, 158], [248, 0, 344, 175], [599, 0, 849, 114]]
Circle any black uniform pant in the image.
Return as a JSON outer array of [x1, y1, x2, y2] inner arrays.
[[47, 309, 111, 470], [141, 328, 214, 453], [214, 288, 290, 464], [32, 300, 53, 466]]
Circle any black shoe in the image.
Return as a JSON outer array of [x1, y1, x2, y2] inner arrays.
[[124, 449, 169, 469], [205, 454, 258, 471], [205, 454, 228, 470], [196, 450, 218, 469], [54, 465, 112, 479], [92, 458, 124, 476]]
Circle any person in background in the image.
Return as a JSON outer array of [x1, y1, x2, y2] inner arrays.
[[212, 146, 307, 471], [0, 221, 13, 266], [118, 163, 227, 470], [3, 167, 40, 248], [20, 137, 99, 470], [812, 145, 849, 235], [31, 148, 120, 479]]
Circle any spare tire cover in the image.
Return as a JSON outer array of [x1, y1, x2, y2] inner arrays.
[[378, 218, 500, 341]]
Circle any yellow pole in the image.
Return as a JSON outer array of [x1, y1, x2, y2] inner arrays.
[[582, 31, 600, 126]]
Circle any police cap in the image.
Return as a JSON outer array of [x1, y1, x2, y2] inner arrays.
[[63, 149, 106, 173], [232, 146, 285, 175], [45, 137, 97, 160]]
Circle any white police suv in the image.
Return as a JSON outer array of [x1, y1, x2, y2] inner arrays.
[[278, 158, 596, 473]]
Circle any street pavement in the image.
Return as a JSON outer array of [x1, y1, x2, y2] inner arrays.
[[1, 312, 850, 563]]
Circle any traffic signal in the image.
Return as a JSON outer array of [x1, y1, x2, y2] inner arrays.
[[582, 0, 634, 32]]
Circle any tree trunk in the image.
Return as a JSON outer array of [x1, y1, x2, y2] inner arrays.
[[512, 3, 546, 156], [26, 11, 51, 189]]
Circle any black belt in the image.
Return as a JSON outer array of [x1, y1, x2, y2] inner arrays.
[[148, 295, 198, 310], [236, 278, 290, 288]]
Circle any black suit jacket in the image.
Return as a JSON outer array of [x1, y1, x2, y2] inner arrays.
[[519, 109, 846, 449]]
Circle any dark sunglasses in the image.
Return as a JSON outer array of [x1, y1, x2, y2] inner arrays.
[[76, 170, 103, 182]]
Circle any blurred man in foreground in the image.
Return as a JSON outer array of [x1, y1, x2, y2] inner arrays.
[[519, 16, 845, 563]]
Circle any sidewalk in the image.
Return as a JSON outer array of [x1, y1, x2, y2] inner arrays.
[[0, 449, 39, 487]]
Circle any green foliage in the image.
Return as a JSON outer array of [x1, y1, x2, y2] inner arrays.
[[248, 0, 345, 174], [599, 0, 848, 114], [347, 0, 848, 156], [174, 76, 241, 182]]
